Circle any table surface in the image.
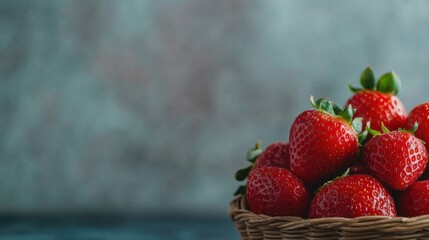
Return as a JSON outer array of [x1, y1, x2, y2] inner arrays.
[[0, 215, 240, 240]]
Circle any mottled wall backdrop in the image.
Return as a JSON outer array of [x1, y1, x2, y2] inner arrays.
[[1, 0, 429, 214]]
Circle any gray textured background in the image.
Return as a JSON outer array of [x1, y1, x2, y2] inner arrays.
[[1, 0, 429, 215]]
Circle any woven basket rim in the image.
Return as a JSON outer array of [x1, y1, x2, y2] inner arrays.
[[230, 195, 429, 239], [229, 194, 429, 223]]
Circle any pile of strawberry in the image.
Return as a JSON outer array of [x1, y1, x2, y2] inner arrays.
[[234, 67, 429, 218]]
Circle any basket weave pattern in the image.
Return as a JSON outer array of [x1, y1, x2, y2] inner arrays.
[[229, 195, 429, 240]]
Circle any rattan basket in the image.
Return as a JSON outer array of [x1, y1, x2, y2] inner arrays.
[[229, 195, 429, 240]]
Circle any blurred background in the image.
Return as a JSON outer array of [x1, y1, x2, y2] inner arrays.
[[1, 0, 429, 234]]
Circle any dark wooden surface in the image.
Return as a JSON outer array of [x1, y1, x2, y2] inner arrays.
[[0, 215, 240, 240]]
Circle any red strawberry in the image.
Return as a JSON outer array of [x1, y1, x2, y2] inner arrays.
[[308, 174, 397, 218], [289, 98, 362, 186], [234, 142, 290, 196], [362, 129, 428, 190], [405, 103, 429, 180], [397, 180, 429, 217], [246, 166, 309, 217], [254, 142, 290, 169], [405, 103, 429, 150], [346, 67, 406, 132]]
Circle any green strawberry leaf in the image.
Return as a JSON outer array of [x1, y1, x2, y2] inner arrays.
[[340, 105, 354, 123], [234, 142, 262, 196], [360, 66, 376, 90], [234, 185, 246, 196], [310, 96, 329, 109], [311, 96, 337, 116], [358, 129, 368, 145], [410, 122, 419, 134], [366, 126, 381, 137], [348, 83, 362, 93], [376, 71, 401, 95], [348, 67, 375, 93], [319, 100, 335, 115], [332, 103, 343, 115], [398, 122, 419, 134], [381, 122, 391, 133], [310, 95, 318, 108], [235, 165, 253, 181], [352, 117, 363, 134], [311, 97, 363, 135]]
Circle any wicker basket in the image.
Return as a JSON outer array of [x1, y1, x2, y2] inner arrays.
[[229, 195, 429, 240]]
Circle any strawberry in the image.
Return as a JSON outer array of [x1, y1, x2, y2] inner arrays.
[[234, 142, 290, 196], [362, 126, 428, 190], [253, 142, 290, 169], [405, 103, 429, 179], [405, 103, 429, 150], [246, 166, 309, 217], [289, 97, 363, 186], [308, 174, 397, 218], [397, 180, 429, 217], [346, 67, 406, 132]]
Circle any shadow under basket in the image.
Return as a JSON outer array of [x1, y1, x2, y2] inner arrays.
[[229, 195, 429, 240]]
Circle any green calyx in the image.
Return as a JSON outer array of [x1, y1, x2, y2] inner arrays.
[[316, 168, 350, 193], [398, 122, 419, 134], [408, 122, 419, 134], [310, 96, 363, 136], [349, 67, 401, 95], [361, 66, 376, 89], [234, 141, 263, 196], [365, 122, 388, 137], [366, 122, 419, 137]]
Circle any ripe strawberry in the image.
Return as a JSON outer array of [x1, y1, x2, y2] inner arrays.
[[308, 174, 397, 218], [405, 103, 429, 180], [246, 166, 309, 217], [405, 103, 429, 150], [362, 127, 428, 190], [289, 97, 363, 186], [234, 142, 290, 196], [397, 180, 429, 217], [253, 142, 290, 169], [346, 67, 406, 132]]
